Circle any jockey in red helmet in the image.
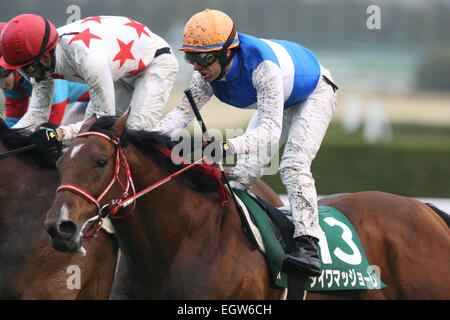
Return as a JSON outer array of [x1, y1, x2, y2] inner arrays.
[[0, 14, 178, 152], [0, 14, 60, 82], [0, 19, 89, 127]]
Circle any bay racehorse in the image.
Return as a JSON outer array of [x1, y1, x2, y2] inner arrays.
[[45, 114, 450, 299], [0, 119, 118, 299]]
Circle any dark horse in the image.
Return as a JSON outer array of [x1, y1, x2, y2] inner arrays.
[[45, 114, 450, 299], [0, 119, 118, 299]]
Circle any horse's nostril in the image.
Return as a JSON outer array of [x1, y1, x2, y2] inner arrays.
[[57, 221, 77, 239], [45, 220, 80, 252]]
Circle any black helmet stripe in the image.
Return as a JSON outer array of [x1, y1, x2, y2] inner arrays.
[[39, 19, 51, 57]]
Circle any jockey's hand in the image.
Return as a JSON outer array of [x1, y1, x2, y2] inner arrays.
[[202, 137, 232, 161], [31, 123, 63, 160]]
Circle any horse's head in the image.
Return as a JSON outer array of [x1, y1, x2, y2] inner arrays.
[[45, 112, 130, 253]]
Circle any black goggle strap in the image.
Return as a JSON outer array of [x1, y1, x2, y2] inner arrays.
[[220, 24, 237, 55]]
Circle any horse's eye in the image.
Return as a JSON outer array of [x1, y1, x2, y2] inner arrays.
[[96, 158, 108, 168]]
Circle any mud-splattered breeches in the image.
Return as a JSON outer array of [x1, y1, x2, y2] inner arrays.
[[230, 65, 337, 239]]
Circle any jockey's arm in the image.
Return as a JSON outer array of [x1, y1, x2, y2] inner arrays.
[[226, 60, 284, 155], [12, 78, 55, 130], [58, 55, 115, 143], [153, 71, 213, 137]]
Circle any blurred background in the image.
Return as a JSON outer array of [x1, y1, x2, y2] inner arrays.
[[1, 0, 449, 203]]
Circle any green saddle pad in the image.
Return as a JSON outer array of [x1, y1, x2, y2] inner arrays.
[[307, 206, 387, 291], [233, 189, 288, 288], [233, 191, 387, 291]]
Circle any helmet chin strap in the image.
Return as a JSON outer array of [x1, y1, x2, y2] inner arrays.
[[215, 49, 234, 81]]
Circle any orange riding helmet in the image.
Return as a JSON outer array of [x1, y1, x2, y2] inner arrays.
[[180, 9, 239, 53]]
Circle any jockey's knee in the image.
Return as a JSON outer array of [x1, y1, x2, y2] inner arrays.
[[279, 159, 314, 186], [229, 169, 259, 190], [279, 156, 311, 177]]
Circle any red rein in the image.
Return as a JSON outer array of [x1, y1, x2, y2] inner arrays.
[[159, 148, 229, 207]]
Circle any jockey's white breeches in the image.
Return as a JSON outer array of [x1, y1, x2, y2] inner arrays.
[[230, 65, 337, 239], [114, 52, 178, 131]]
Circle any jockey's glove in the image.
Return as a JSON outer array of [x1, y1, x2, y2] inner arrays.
[[31, 123, 63, 161], [202, 137, 232, 161]]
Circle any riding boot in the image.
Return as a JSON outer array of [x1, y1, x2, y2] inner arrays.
[[282, 235, 322, 277]]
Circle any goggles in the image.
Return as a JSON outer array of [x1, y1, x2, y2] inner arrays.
[[184, 52, 219, 67], [0, 67, 12, 78], [17, 61, 43, 83], [20, 61, 41, 75]]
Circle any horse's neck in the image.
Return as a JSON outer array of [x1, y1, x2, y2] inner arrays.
[[115, 147, 191, 244], [0, 144, 58, 216], [0, 142, 59, 193], [115, 146, 240, 284], [0, 143, 59, 262]]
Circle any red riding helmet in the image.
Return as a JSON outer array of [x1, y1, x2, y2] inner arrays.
[[0, 14, 59, 69]]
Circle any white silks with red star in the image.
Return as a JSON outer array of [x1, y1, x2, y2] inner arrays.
[[12, 16, 178, 143]]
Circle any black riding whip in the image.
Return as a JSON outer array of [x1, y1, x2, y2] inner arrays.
[[0, 144, 36, 159]]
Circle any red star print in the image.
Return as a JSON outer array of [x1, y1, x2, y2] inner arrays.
[[80, 16, 105, 24], [69, 28, 102, 48], [128, 59, 148, 74], [113, 39, 135, 68], [124, 18, 150, 38]]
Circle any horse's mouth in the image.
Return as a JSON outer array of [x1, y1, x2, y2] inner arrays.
[[45, 220, 83, 253], [50, 236, 82, 253]]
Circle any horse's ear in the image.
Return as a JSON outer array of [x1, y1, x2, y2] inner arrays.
[[79, 114, 98, 133], [112, 108, 130, 137]]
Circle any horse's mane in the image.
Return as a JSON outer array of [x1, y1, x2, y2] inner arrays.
[[425, 203, 450, 229], [89, 116, 219, 193], [0, 119, 56, 169]]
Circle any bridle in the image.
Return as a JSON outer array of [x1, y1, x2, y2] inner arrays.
[[55, 130, 210, 241], [56, 131, 136, 240]]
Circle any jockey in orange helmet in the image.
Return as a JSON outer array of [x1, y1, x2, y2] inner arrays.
[[180, 9, 239, 81], [156, 9, 339, 277]]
